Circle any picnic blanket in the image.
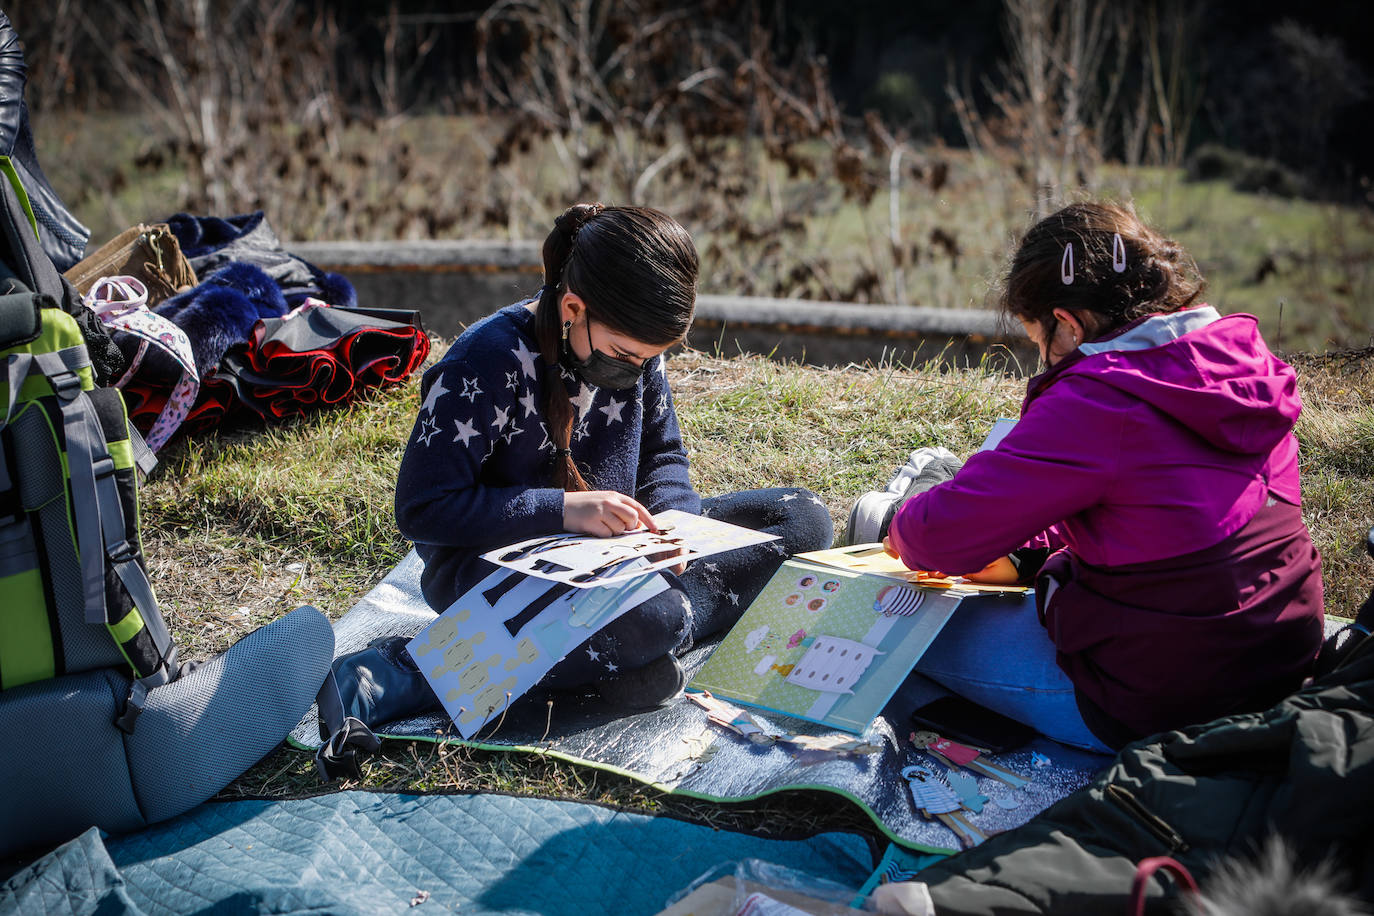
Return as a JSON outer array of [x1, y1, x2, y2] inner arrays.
[[290, 552, 1110, 854], [0, 791, 876, 916]]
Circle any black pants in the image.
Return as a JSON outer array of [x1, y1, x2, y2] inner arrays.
[[540, 487, 833, 688]]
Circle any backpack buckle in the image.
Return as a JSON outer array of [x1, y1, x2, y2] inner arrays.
[[48, 369, 82, 401], [115, 678, 149, 734]]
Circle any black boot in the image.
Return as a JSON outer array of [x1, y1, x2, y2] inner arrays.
[[330, 635, 441, 728]]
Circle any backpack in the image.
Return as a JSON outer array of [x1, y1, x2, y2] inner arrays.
[[0, 155, 176, 713], [0, 154, 336, 857]]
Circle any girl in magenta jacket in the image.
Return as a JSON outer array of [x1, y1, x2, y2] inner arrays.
[[888, 202, 1323, 751]]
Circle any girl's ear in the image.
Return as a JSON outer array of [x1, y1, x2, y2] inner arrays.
[[559, 291, 586, 326], [1051, 307, 1087, 345]]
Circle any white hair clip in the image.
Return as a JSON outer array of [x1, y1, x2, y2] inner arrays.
[[1061, 242, 1074, 285], [1112, 232, 1127, 273]]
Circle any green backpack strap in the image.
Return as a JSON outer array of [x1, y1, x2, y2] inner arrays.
[[0, 292, 177, 718]]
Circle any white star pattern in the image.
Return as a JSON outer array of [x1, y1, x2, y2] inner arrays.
[[458, 377, 482, 402], [586, 645, 601, 661], [655, 395, 668, 417], [491, 404, 511, 432], [702, 562, 721, 574], [519, 390, 538, 418], [452, 418, 479, 447], [778, 492, 798, 502], [573, 419, 590, 442], [604, 661, 619, 674], [420, 376, 449, 415], [599, 397, 626, 426], [768, 542, 788, 555], [559, 365, 577, 382], [727, 590, 740, 606], [512, 340, 540, 380], [570, 383, 597, 419], [505, 370, 521, 391], [808, 494, 826, 507], [536, 422, 556, 453], [655, 355, 667, 377], [416, 416, 441, 446], [502, 424, 524, 445]]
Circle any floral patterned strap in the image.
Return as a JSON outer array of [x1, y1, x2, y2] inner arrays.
[[83, 275, 201, 452]]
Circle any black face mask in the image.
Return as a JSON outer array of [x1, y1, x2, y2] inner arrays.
[[562, 320, 650, 390]]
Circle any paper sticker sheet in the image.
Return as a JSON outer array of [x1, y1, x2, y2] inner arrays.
[[482, 509, 778, 588]]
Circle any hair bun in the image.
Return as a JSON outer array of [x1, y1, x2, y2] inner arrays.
[[554, 202, 605, 240]]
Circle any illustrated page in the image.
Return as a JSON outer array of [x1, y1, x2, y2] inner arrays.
[[409, 565, 668, 738]]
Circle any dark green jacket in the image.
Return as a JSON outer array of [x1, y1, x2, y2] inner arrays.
[[917, 638, 1374, 914]]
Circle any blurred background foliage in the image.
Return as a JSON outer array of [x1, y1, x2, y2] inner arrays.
[[9, 0, 1373, 350]]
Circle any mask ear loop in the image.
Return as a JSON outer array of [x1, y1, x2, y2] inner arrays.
[[1061, 242, 1074, 285], [1112, 233, 1127, 273]]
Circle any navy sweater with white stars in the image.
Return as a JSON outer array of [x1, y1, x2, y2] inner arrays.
[[395, 300, 702, 610]]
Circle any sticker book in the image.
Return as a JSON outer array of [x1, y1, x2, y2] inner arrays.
[[688, 558, 966, 735], [409, 564, 668, 738]]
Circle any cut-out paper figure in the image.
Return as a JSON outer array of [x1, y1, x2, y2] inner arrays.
[[787, 628, 806, 649], [769, 662, 796, 677], [806, 597, 827, 612], [785, 635, 882, 694], [822, 580, 841, 592], [798, 575, 818, 589], [910, 730, 1031, 790], [412, 609, 467, 656], [784, 593, 803, 607], [900, 765, 986, 848], [460, 675, 518, 725], [458, 653, 502, 693], [874, 583, 924, 617], [944, 767, 990, 814], [504, 637, 539, 670], [430, 630, 487, 679]]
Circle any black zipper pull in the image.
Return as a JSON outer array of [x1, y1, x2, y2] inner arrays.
[[1107, 784, 1190, 853]]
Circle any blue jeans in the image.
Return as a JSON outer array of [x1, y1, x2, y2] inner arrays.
[[914, 593, 1111, 753]]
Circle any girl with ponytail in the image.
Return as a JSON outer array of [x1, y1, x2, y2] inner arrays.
[[881, 201, 1323, 752], [364, 204, 831, 717]]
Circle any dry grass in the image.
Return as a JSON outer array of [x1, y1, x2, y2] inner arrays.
[[135, 346, 1372, 839]]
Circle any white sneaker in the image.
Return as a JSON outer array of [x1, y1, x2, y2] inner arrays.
[[845, 490, 901, 546], [845, 447, 963, 545]]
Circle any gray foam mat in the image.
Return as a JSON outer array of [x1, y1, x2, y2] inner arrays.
[[291, 551, 1111, 853]]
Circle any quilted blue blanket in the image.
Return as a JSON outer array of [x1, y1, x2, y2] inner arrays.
[[2, 792, 875, 916]]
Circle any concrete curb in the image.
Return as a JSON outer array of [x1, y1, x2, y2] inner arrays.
[[290, 240, 1029, 368]]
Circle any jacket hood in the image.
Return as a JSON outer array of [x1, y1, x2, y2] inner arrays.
[[1025, 307, 1301, 455]]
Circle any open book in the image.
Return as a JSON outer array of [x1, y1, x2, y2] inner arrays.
[[408, 510, 777, 738], [688, 547, 1028, 735]]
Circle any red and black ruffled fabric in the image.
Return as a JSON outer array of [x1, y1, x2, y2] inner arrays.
[[123, 305, 429, 436]]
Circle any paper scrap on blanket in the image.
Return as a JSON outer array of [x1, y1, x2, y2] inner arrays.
[[483, 509, 778, 588], [409, 566, 667, 737]]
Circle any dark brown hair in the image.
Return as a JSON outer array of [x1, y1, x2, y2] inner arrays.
[[534, 204, 698, 490], [1000, 202, 1206, 338]]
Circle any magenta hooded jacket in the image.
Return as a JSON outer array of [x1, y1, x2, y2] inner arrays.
[[889, 306, 1324, 741]]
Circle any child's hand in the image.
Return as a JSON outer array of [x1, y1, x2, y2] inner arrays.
[[964, 556, 1020, 585], [563, 491, 657, 537]]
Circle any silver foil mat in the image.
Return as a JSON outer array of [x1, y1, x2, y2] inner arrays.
[[290, 551, 1111, 853]]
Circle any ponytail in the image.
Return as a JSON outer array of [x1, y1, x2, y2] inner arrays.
[[535, 203, 602, 492]]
